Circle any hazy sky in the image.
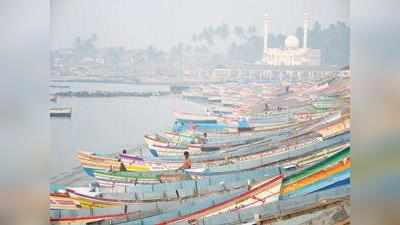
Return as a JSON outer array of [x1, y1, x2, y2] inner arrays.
[[51, 0, 349, 50]]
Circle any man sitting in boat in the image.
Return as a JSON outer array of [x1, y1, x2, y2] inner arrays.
[[118, 159, 127, 171], [120, 162, 127, 171], [107, 165, 113, 172], [177, 151, 192, 170]]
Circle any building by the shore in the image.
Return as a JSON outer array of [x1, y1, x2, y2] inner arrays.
[[210, 11, 329, 83], [263, 13, 321, 66]]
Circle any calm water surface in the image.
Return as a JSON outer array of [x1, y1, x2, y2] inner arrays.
[[50, 82, 203, 176]]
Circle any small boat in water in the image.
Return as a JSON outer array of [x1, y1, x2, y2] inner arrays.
[[49, 107, 72, 118], [174, 112, 219, 124], [49, 95, 57, 102], [49, 84, 70, 88]]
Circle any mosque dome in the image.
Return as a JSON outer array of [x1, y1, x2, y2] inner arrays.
[[285, 35, 300, 49]]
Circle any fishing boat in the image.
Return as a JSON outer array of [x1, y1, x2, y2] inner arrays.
[[283, 168, 350, 199], [149, 131, 323, 162], [92, 144, 347, 187], [172, 121, 227, 133], [282, 146, 350, 186], [147, 133, 271, 157], [280, 146, 350, 199], [165, 118, 300, 139], [94, 170, 187, 186], [49, 95, 57, 102], [66, 187, 122, 208], [49, 107, 72, 118], [207, 96, 222, 103], [49, 84, 70, 88], [182, 91, 209, 102], [78, 91, 348, 171], [93, 164, 280, 187], [50, 211, 142, 225], [143, 134, 172, 147], [77, 152, 153, 176], [49, 72, 351, 225], [155, 174, 283, 225], [174, 112, 219, 124], [73, 177, 282, 225], [312, 100, 339, 109], [66, 169, 281, 208], [148, 144, 200, 157], [119, 153, 145, 165], [170, 111, 303, 135], [78, 151, 184, 176], [164, 131, 202, 143], [115, 147, 349, 225], [78, 129, 350, 177], [190, 185, 350, 225], [49, 192, 81, 210], [221, 99, 242, 107], [282, 159, 350, 195]]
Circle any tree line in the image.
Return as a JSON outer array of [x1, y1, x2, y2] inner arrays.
[[64, 21, 349, 68]]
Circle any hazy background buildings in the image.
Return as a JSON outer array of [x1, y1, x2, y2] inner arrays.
[[51, 0, 350, 81]]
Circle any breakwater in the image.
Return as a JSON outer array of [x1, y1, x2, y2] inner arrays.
[[54, 90, 171, 98]]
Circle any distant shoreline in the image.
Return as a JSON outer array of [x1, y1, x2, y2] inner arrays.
[[50, 78, 139, 85], [50, 78, 216, 86]]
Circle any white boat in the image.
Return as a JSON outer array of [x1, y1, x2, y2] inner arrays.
[[144, 134, 170, 147], [174, 112, 219, 123]]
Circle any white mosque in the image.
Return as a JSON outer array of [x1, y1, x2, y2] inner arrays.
[[263, 13, 321, 66]]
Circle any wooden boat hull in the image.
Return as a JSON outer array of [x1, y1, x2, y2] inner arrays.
[[64, 168, 282, 209], [282, 146, 350, 185], [78, 118, 350, 174], [281, 169, 351, 200], [94, 170, 188, 185], [92, 145, 344, 188], [78, 151, 181, 176], [174, 112, 219, 124], [93, 165, 281, 189], [49, 193, 81, 210], [144, 134, 170, 147], [80, 131, 349, 178], [156, 174, 283, 225], [282, 157, 350, 194], [279, 146, 351, 200], [148, 144, 204, 157], [66, 189, 123, 208], [119, 153, 144, 164], [50, 212, 139, 225]]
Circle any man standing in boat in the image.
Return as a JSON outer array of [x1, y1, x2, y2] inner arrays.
[[178, 151, 192, 170]]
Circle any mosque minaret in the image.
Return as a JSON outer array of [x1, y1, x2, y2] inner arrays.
[[303, 12, 310, 49], [263, 13, 271, 57]]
